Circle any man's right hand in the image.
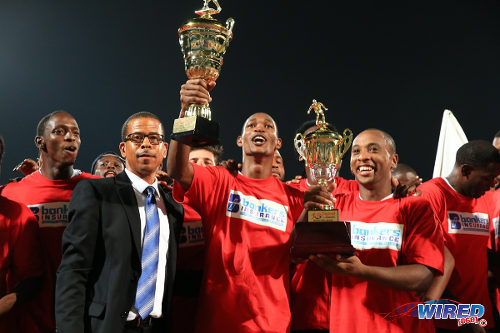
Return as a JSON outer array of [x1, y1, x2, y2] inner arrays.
[[304, 184, 335, 210], [179, 79, 216, 116]]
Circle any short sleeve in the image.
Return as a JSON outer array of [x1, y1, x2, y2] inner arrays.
[[401, 197, 444, 275]]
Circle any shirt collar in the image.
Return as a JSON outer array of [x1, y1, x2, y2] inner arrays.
[[125, 168, 160, 197]]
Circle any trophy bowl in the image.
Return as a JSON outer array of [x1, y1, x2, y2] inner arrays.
[[290, 100, 355, 261], [172, 0, 235, 146]]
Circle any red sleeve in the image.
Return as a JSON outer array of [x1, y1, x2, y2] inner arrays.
[[285, 185, 306, 222], [10, 202, 44, 284], [172, 163, 230, 228], [401, 196, 444, 275]]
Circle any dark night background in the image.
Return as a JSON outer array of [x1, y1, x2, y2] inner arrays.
[[0, 0, 498, 184]]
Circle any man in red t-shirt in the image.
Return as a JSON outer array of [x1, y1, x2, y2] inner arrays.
[[419, 140, 500, 332], [0, 135, 44, 332], [308, 129, 444, 333], [2, 111, 98, 332], [167, 79, 305, 333]]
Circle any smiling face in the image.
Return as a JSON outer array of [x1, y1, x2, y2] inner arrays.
[[119, 117, 167, 183], [237, 113, 282, 157], [93, 154, 124, 178], [350, 129, 398, 190], [36, 112, 81, 169]]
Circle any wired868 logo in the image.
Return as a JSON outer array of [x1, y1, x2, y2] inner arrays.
[[418, 301, 487, 327], [387, 300, 487, 328]]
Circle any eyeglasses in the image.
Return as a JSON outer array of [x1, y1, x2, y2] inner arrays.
[[124, 133, 165, 145]]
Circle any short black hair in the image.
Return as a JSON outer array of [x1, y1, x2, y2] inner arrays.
[[240, 113, 279, 137], [190, 145, 224, 165], [361, 128, 397, 154], [456, 140, 500, 168], [36, 110, 72, 137], [295, 119, 337, 135], [494, 130, 500, 138], [392, 163, 417, 178], [0, 135, 4, 163], [121, 111, 164, 141]]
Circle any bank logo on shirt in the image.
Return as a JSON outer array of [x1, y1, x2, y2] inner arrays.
[[179, 220, 205, 248], [226, 190, 288, 231], [447, 211, 489, 236], [350, 222, 403, 251], [28, 201, 69, 228]]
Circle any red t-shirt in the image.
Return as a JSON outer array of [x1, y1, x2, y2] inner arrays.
[[329, 193, 444, 333], [0, 196, 44, 332], [288, 176, 358, 331], [1, 170, 98, 332], [173, 164, 304, 333], [419, 177, 495, 330]]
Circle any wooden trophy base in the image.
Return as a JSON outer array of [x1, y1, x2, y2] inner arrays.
[[290, 221, 355, 262], [171, 116, 219, 147]]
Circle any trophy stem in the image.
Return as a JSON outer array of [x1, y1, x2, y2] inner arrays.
[[185, 103, 212, 121]]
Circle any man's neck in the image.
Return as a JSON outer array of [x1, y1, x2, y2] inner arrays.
[[240, 155, 273, 179], [40, 163, 75, 180], [445, 169, 465, 196], [358, 182, 393, 201]]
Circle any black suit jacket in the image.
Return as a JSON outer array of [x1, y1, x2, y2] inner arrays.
[[55, 171, 183, 333]]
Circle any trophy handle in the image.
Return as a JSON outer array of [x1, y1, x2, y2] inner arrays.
[[221, 18, 235, 52], [294, 133, 307, 165], [339, 128, 353, 158]]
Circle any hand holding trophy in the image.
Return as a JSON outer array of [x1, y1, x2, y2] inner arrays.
[[172, 0, 235, 146], [290, 100, 355, 261]]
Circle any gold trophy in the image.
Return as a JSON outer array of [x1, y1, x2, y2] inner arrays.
[[290, 100, 355, 261], [172, 0, 235, 146]]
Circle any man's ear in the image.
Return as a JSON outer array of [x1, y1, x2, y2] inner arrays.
[[276, 138, 282, 150], [161, 142, 168, 159], [35, 136, 45, 150], [119, 142, 126, 158], [390, 153, 399, 169], [237, 136, 242, 148], [461, 164, 473, 177]]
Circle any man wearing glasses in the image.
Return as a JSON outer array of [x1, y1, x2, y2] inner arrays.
[[56, 112, 183, 333]]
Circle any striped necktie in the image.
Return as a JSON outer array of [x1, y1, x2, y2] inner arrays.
[[134, 185, 160, 319]]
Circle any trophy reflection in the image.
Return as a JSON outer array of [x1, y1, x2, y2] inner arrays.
[[290, 100, 355, 261], [172, 0, 235, 146]]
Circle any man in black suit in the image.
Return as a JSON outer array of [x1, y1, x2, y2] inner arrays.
[[55, 112, 183, 333]]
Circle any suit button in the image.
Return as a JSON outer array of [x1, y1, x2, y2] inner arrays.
[[120, 311, 128, 318]]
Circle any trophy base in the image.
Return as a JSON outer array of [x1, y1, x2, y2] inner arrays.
[[171, 116, 219, 147], [290, 221, 355, 261]]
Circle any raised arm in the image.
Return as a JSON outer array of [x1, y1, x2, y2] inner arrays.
[[167, 79, 215, 191]]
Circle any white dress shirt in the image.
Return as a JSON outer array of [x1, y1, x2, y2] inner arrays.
[[125, 168, 170, 319]]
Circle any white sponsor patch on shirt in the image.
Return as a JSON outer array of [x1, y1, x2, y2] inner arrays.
[[447, 211, 490, 236], [494, 217, 499, 240], [28, 201, 69, 228], [180, 220, 204, 248], [226, 190, 288, 231], [350, 221, 404, 251]]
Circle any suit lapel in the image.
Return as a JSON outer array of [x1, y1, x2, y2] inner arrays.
[[115, 172, 142, 259]]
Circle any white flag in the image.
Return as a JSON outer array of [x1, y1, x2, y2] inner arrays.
[[432, 109, 468, 178]]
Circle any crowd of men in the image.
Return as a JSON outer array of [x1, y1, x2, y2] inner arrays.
[[0, 78, 499, 333]]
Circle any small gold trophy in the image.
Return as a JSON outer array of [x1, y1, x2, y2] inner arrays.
[[172, 0, 235, 146], [290, 100, 355, 261]]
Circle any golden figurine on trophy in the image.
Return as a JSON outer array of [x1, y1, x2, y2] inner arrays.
[[290, 100, 355, 261], [171, 0, 235, 146]]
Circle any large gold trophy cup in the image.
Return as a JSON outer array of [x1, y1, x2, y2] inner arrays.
[[290, 100, 355, 261], [172, 0, 235, 146]]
